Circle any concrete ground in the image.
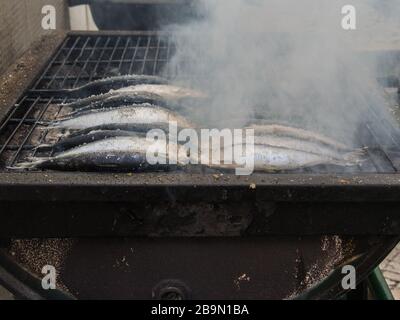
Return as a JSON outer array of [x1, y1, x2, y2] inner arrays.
[[380, 243, 400, 300], [0, 285, 14, 300]]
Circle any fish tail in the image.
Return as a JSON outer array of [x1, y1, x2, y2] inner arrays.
[[37, 120, 53, 127], [36, 119, 65, 130], [43, 121, 63, 130], [343, 148, 368, 165], [59, 112, 76, 120], [7, 157, 51, 170], [66, 110, 78, 116], [33, 143, 53, 152]]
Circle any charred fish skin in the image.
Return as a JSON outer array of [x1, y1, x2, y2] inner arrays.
[[12, 136, 190, 172], [46, 104, 195, 130], [63, 75, 168, 98]]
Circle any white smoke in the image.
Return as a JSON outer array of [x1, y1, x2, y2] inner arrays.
[[164, 0, 400, 146]]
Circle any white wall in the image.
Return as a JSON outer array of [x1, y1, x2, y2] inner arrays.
[[69, 4, 98, 31]]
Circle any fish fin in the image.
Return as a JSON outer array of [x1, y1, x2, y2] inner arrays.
[[7, 157, 51, 170]]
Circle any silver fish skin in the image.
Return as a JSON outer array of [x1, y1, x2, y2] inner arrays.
[[251, 145, 362, 170], [114, 84, 206, 99], [64, 122, 177, 138], [63, 92, 163, 110], [47, 104, 195, 130], [64, 93, 181, 118], [206, 144, 364, 172], [37, 125, 191, 153], [246, 124, 352, 152], [64, 75, 168, 97], [252, 135, 360, 160], [62, 85, 205, 110], [12, 136, 190, 171], [35, 130, 146, 154]]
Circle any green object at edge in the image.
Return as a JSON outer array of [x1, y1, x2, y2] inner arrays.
[[368, 267, 394, 300]]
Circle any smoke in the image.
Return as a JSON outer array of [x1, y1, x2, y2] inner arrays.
[[164, 0, 400, 146]]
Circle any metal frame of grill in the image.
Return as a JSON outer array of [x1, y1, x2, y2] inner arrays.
[[0, 31, 400, 238]]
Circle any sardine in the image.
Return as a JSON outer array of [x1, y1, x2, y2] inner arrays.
[[62, 85, 205, 110], [65, 123, 176, 138], [114, 84, 206, 99], [59, 75, 168, 97], [35, 130, 146, 154], [11, 136, 190, 171], [252, 135, 360, 160], [247, 124, 352, 151], [64, 92, 182, 118], [45, 104, 195, 130], [209, 143, 364, 172], [37, 124, 191, 153]]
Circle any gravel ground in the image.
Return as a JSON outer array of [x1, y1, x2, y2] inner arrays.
[[380, 243, 400, 300]]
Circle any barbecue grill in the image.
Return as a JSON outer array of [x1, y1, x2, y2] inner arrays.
[[1, 1, 400, 300]]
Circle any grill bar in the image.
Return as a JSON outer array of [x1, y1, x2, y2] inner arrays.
[[31, 99, 68, 159], [141, 36, 152, 75], [119, 37, 131, 72], [129, 36, 142, 74], [8, 97, 55, 166], [104, 36, 121, 77], [0, 96, 29, 134], [153, 37, 162, 75], [89, 36, 112, 82], [0, 145, 34, 151], [44, 37, 81, 89], [60, 37, 91, 88], [0, 96, 41, 158]]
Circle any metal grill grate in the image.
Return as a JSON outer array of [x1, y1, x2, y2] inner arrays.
[[0, 33, 399, 172], [32, 35, 172, 91], [0, 34, 173, 169]]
